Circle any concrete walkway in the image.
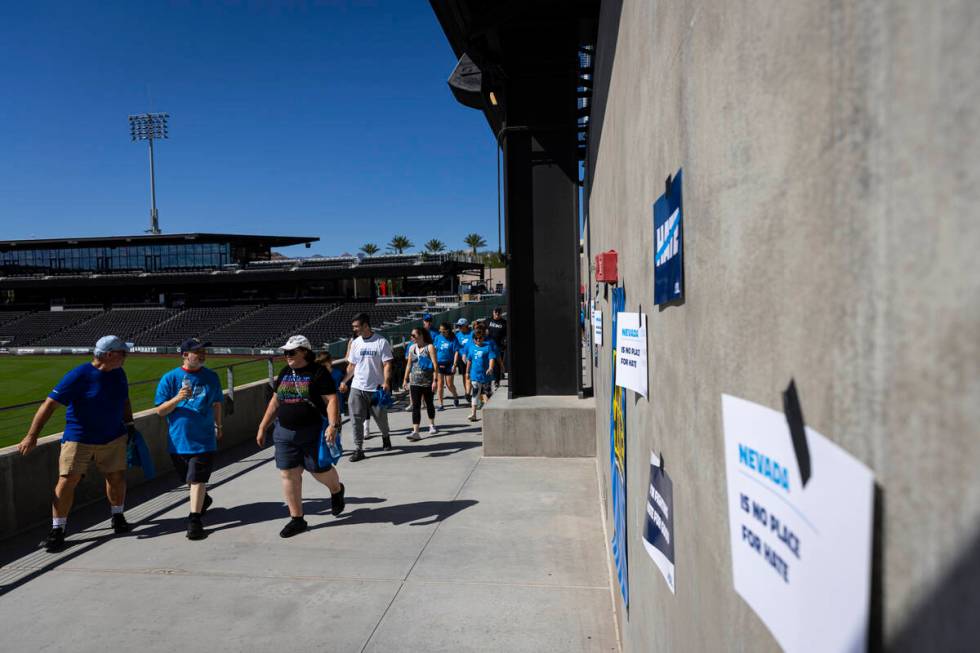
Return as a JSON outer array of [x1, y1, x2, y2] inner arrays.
[[0, 395, 618, 652]]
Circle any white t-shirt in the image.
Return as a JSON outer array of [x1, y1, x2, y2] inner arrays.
[[349, 333, 394, 391]]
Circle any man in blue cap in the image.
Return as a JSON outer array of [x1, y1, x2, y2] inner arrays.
[[155, 338, 224, 540], [18, 335, 135, 552], [422, 313, 439, 342]]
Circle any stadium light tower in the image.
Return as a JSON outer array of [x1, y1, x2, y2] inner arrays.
[[128, 112, 169, 235]]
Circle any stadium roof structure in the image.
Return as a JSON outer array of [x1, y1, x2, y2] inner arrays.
[[0, 233, 318, 251]]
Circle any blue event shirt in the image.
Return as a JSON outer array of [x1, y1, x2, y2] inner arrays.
[[467, 342, 497, 383], [434, 335, 458, 364], [49, 363, 129, 444], [154, 367, 223, 454], [456, 331, 473, 360]]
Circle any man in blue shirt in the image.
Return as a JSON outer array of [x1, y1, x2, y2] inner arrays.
[[155, 338, 224, 540], [17, 335, 135, 552], [465, 325, 497, 422], [422, 313, 440, 342]]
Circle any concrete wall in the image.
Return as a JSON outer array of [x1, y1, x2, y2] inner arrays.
[[0, 380, 270, 540], [587, 1, 979, 651], [483, 396, 596, 457]]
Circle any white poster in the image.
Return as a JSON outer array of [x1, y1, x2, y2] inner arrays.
[[722, 394, 874, 653], [592, 302, 603, 346], [615, 312, 647, 397]]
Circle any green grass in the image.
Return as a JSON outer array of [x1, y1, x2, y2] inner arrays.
[[0, 355, 271, 449]]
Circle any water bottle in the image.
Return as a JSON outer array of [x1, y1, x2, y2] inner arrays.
[[318, 426, 342, 466]]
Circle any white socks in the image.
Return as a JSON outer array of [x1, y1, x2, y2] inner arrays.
[[52, 517, 67, 528], [110, 505, 124, 515]]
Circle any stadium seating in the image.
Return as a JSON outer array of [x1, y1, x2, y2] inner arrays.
[[135, 305, 259, 346], [292, 302, 423, 348], [0, 311, 31, 328], [0, 310, 102, 346], [206, 303, 338, 347], [0, 302, 430, 349], [34, 308, 180, 346]]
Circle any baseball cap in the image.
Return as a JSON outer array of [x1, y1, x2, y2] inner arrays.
[[280, 335, 312, 351], [179, 337, 211, 353], [94, 335, 130, 355], [456, 318, 469, 326], [422, 313, 433, 320]]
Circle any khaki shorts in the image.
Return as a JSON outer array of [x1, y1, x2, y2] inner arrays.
[[59, 435, 127, 477]]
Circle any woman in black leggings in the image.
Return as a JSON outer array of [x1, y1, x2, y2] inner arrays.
[[403, 327, 440, 440]]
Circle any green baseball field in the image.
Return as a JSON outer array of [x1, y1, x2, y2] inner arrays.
[[0, 355, 272, 449]]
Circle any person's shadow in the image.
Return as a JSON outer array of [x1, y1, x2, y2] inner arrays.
[[313, 499, 479, 529], [133, 496, 387, 539]]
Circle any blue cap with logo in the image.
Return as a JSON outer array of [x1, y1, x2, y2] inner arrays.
[[179, 337, 211, 353], [94, 335, 130, 355], [456, 318, 469, 326], [423, 313, 433, 320]]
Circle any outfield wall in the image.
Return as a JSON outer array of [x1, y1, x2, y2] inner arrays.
[[0, 380, 269, 541]]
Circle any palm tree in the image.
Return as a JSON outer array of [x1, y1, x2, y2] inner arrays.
[[424, 239, 446, 253], [463, 233, 487, 256], [388, 235, 414, 254], [360, 243, 380, 256]]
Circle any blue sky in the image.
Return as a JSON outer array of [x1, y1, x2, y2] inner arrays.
[[0, 1, 497, 257]]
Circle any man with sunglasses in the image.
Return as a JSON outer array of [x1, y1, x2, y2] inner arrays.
[[18, 335, 135, 552]]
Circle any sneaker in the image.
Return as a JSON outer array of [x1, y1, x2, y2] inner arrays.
[[331, 483, 346, 516], [454, 398, 460, 408], [111, 513, 132, 534], [350, 449, 366, 462], [381, 437, 393, 452], [429, 425, 438, 435], [201, 493, 213, 516], [438, 404, 445, 412], [468, 414, 479, 422], [43, 527, 66, 552], [186, 515, 205, 541], [407, 431, 422, 442], [279, 517, 308, 538]]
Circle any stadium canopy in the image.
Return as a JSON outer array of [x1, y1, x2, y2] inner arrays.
[[0, 233, 317, 251]]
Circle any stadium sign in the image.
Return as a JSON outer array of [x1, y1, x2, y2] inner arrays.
[[211, 347, 233, 355], [131, 346, 162, 354]]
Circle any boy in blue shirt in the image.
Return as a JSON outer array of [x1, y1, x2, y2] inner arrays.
[[155, 338, 224, 540], [455, 318, 474, 396], [465, 325, 497, 422]]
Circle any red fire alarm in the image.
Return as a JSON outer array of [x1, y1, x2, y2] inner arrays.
[[595, 250, 618, 283]]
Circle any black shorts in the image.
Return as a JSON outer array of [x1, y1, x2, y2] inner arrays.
[[170, 452, 214, 484], [438, 362, 454, 375], [273, 422, 333, 473]]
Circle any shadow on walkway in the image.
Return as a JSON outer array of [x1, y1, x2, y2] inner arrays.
[[314, 499, 479, 529], [132, 496, 387, 539], [0, 441, 272, 596], [359, 439, 482, 460]]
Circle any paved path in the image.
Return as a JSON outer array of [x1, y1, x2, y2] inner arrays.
[[0, 395, 618, 652]]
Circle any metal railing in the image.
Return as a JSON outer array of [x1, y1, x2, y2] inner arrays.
[[0, 358, 270, 450]]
